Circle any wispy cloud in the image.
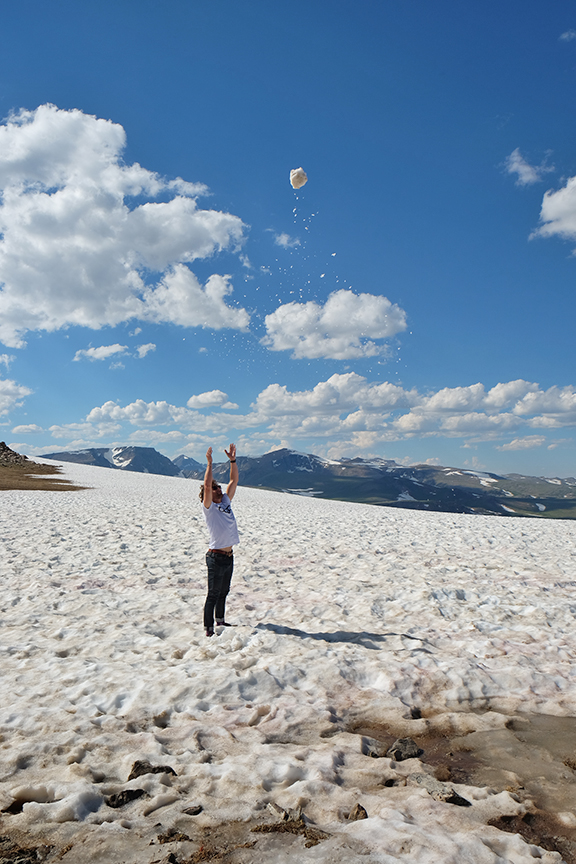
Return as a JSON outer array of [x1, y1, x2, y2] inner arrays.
[[274, 232, 301, 249], [135, 343, 156, 359], [547, 437, 572, 450], [0, 354, 15, 369], [559, 29, 576, 41], [74, 344, 128, 362], [496, 435, 546, 451], [505, 148, 554, 186]]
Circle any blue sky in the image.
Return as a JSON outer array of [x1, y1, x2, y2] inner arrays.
[[1, 0, 576, 477]]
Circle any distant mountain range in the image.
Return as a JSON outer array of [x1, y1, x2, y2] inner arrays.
[[41, 446, 576, 519]]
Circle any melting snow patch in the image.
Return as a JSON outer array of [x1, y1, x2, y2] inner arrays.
[[2, 461, 576, 862]]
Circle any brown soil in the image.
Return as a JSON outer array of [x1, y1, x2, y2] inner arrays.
[[252, 818, 329, 848], [352, 716, 576, 863], [0, 811, 327, 864], [0, 463, 87, 492], [488, 811, 576, 863]]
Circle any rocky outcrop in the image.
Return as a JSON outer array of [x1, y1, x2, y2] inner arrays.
[[0, 442, 30, 466]]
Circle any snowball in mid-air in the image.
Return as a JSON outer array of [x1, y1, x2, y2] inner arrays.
[[290, 167, 308, 189]]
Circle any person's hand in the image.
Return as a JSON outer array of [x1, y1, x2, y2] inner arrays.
[[206, 446, 213, 464], [225, 443, 236, 461]]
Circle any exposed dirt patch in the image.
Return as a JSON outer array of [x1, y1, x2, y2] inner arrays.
[[252, 817, 329, 848], [0, 833, 53, 863], [0, 462, 87, 492], [489, 811, 576, 863], [352, 713, 576, 863]]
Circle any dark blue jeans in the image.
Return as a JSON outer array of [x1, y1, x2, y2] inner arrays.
[[204, 551, 234, 628]]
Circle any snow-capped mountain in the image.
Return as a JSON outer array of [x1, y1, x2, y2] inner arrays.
[[40, 446, 180, 477], [172, 454, 205, 473], [179, 448, 576, 518], [40, 445, 576, 518]]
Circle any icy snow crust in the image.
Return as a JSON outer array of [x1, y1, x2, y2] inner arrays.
[[2, 461, 575, 862]]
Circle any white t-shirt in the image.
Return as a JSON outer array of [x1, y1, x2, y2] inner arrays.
[[202, 493, 240, 549]]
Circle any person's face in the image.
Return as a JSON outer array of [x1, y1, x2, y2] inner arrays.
[[212, 483, 223, 503]]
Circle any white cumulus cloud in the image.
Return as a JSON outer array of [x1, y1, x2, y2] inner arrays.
[[0, 104, 248, 348], [533, 176, 576, 243], [11, 423, 43, 434], [0, 376, 32, 416], [187, 390, 238, 409], [513, 384, 576, 418], [141, 265, 249, 331], [262, 289, 407, 359], [58, 376, 576, 457]]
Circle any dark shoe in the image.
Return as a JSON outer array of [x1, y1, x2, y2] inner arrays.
[[215, 620, 233, 627], [205, 627, 214, 637]]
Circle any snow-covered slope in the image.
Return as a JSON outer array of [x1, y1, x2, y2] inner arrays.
[[1, 461, 575, 862]]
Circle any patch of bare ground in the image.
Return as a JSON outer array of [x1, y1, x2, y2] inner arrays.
[[488, 811, 576, 864], [0, 443, 87, 491], [0, 833, 53, 863], [352, 713, 576, 863], [0, 463, 87, 492], [0, 812, 329, 864]]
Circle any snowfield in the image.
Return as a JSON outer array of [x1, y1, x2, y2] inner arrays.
[[1, 460, 576, 863]]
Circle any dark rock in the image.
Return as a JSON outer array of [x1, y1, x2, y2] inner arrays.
[[386, 737, 423, 761], [182, 805, 203, 816], [442, 790, 473, 807], [105, 788, 146, 808], [128, 760, 177, 780], [348, 803, 368, 821], [410, 707, 422, 719]]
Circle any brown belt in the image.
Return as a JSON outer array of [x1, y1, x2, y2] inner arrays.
[[208, 548, 233, 556]]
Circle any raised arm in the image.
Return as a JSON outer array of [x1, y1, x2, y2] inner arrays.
[[225, 443, 238, 501], [202, 447, 214, 509]]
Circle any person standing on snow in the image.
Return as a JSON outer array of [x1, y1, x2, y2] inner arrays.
[[199, 443, 239, 637]]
